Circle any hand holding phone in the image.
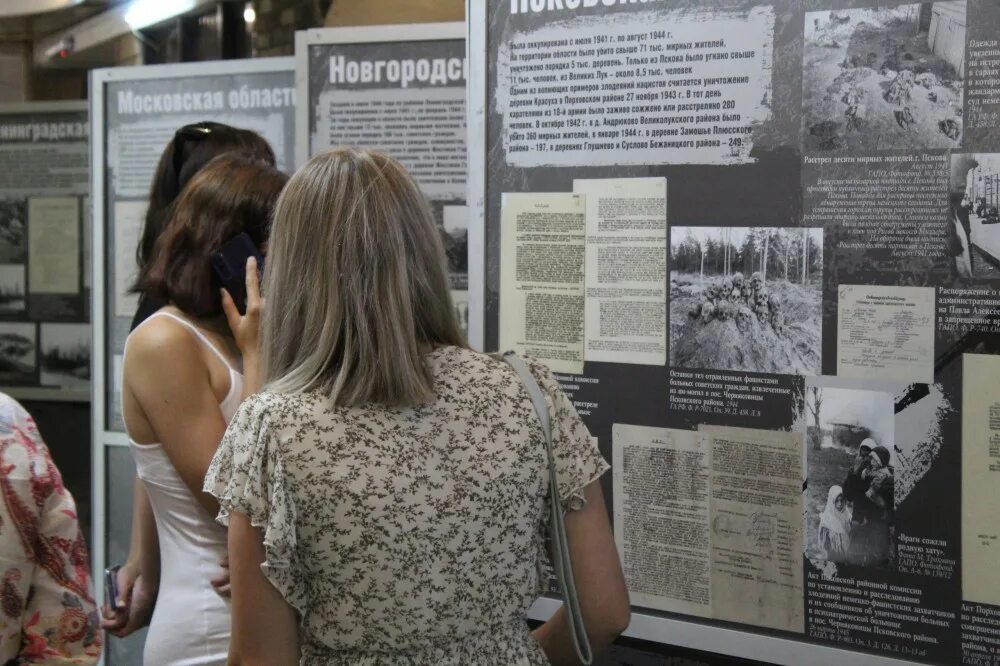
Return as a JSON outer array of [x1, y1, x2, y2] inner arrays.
[[104, 565, 122, 608], [211, 233, 263, 315]]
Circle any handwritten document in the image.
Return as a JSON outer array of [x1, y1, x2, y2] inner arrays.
[[702, 425, 804, 633], [837, 285, 934, 383]]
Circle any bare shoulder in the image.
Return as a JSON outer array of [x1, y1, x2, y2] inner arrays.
[[125, 315, 204, 377]]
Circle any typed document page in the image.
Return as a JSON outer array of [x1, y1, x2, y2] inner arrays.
[[499, 192, 586, 374], [27, 197, 79, 294], [574, 177, 667, 366], [962, 353, 1000, 606], [612, 424, 712, 618]]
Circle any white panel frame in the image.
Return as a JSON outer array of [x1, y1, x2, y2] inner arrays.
[[529, 598, 923, 666], [88, 59, 293, 650], [0, 100, 89, 404], [466, 5, 487, 352], [294, 22, 483, 351], [471, 4, 922, 664]]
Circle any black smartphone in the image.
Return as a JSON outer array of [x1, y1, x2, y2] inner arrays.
[[211, 232, 263, 315], [104, 565, 121, 608]]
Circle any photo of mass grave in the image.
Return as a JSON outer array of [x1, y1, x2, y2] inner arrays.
[[670, 227, 823, 375], [802, 2, 965, 152]]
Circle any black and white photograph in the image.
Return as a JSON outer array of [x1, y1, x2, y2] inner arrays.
[[452, 290, 469, 339], [670, 227, 823, 375], [802, 383, 896, 569], [950, 153, 1000, 278], [438, 204, 468, 290], [0, 263, 26, 313], [0, 198, 27, 263], [40, 322, 90, 389], [0, 322, 36, 384], [802, 2, 965, 152]]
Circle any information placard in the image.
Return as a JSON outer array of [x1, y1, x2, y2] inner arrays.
[[296, 23, 471, 340], [92, 58, 296, 435]]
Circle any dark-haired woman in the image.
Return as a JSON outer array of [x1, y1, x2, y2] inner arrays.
[[105, 155, 286, 665], [130, 121, 276, 331], [102, 123, 277, 644]]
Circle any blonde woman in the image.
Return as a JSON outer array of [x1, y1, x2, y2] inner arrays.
[[206, 149, 630, 665]]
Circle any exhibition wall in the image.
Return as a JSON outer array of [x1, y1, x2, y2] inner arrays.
[[72, 0, 1000, 662]]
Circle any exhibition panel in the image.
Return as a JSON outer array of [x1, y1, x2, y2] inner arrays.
[[0, 101, 89, 402], [470, 1, 1000, 664], [296, 23, 475, 344]]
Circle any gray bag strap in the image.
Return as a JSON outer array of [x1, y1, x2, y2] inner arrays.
[[501, 352, 593, 665]]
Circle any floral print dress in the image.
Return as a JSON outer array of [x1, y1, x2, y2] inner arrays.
[[0, 394, 101, 664], [205, 347, 608, 665]]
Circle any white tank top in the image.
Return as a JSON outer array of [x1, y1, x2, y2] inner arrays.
[[124, 310, 243, 666]]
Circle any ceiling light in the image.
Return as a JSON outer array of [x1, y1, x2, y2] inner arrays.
[[123, 0, 197, 30]]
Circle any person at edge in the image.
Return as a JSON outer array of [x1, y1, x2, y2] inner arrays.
[[101, 122, 277, 643], [206, 148, 631, 665], [102, 155, 287, 665], [0, 393, 102, 664]]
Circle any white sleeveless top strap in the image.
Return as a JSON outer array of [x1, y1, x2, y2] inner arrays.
[[141, 311, 239, 371], [126, 310, 244, 422]]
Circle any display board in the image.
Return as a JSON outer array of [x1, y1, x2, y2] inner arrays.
[[296, 23, 476, 344], [470, 1, 1000, 664], [92, 58, 296, 435], [89, 60, 297, 655], [0, 102, 90, 402]]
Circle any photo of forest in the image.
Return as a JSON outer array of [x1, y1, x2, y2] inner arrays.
[[0, 322, 35, 384], [0, 264, 26, 313], [40, 323, 90, 389], [670, 227, 823, 375]]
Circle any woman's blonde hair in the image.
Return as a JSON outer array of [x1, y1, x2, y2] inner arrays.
[[261, 148, 465, 406]]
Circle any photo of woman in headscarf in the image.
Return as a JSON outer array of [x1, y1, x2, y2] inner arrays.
[[818, 485, 852, 564]]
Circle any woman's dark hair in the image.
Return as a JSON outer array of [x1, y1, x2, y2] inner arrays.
[[135, 154, 287, 318], [135, 121, 276, 273]]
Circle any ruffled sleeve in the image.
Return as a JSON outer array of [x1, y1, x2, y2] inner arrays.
[[204, 393, 308, 615], [523, 357, 609, 511]]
